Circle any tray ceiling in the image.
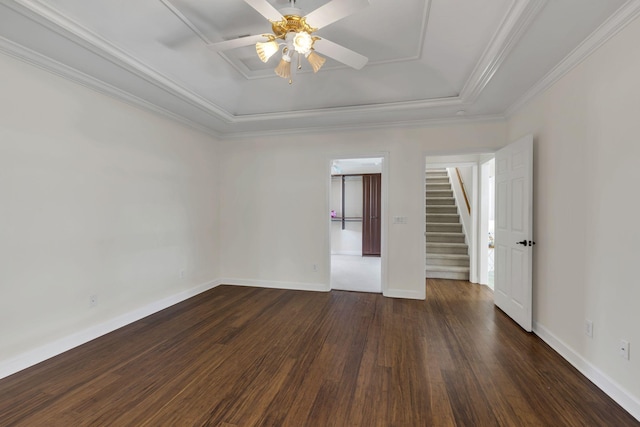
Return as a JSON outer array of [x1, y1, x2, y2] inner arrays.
[[0, 0, 635, 138]]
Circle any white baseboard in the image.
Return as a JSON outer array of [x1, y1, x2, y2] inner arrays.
[[0, 279, 222, 380], [384, 288, 426, 300], [331, 251, 362, 256], [220, 278, 330, 293], [533, 321, 640, 422], [0, 279, 427, 382]]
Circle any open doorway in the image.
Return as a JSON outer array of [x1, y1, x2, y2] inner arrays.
[[330, 157, 382, 293], [424, 153, 494, 287]]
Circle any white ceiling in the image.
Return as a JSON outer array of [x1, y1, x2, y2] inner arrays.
[[0, 0, 637, 138]]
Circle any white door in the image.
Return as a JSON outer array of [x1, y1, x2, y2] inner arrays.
[[494, 135, 533, 331]]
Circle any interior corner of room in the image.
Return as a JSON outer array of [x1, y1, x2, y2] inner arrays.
[[1, 0, 640, 422]]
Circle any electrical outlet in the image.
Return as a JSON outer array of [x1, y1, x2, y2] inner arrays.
[[312, 264, 318, 272], [179, 269, 185, 279], [585, 320, 593, 338], [619, 340, 630, 360], [89, 294, 98, 308]]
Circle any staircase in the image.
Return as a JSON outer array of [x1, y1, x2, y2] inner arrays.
[[425, 169, 470, 280]]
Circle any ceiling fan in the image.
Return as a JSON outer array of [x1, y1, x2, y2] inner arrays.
[[207, 0, 370, 84]]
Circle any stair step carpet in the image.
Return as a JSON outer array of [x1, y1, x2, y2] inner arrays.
[[425, 168, 470, 280]]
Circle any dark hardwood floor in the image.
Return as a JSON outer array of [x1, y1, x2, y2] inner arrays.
[[1, 280, 637, 426]]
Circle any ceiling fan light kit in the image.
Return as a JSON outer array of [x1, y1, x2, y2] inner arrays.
[[207, 0, 370, 85]]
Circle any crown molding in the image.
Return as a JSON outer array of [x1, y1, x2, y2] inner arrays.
[[0, 35, 222, 139], [222, 114, 507, 140], [158, 0, 211, 45], [232, 96, 464, 123], [460, 0, 547, 103], [1, 26, 504, 142], [8, 0, 630, 139], [5, 0, 470, 125], [11, 0, 237, 123], [505, 0, 640, 117]]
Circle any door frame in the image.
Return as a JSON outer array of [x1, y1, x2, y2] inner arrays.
[[479, 157, 495, 287], [327, 153, 388, 294], [423, 152, 494, 285]]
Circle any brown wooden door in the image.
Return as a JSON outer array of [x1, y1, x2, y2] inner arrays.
[[362, 174, 381, 256]]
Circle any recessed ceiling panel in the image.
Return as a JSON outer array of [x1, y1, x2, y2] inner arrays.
[[1, 0, 635, 136]]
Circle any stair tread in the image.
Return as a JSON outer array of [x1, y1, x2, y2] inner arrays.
[[426, 253, 470, 259], [425, 265, 470, 272], [426, 242, 468, 247]]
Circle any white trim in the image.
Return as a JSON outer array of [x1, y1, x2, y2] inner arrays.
[[0, 29, 505, 140], [220, 278, 330, 293], [0, 36, 222, 139], [0, 279, 223, 380], [2, 0, 508, 135], [10, 0, 236, 123], [3, 0, 638, 139], [230, 97, 463, 123], [224, 114, 507, 140], [469, 164, 479, 283], [534, 321, 640, 422], [383, 288, 425, 300], [5, 0, 454, 122], [506, 0, 640, 117], [460, 0, 547, 103]]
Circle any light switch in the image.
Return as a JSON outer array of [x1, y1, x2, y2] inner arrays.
[[393, 216, 408, 225]]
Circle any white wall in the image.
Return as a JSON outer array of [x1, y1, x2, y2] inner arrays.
[[0, 53, 221, 372], [508, 13, 640, 417], [218, 124, 506, 298], [330, 176, 363, 218]]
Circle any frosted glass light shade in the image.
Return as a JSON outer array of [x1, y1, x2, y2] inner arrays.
[[275, 56, 292, 79], [305, 51, 326, 73], [256, 40, 279, 63], [293, 31, 313, 54]]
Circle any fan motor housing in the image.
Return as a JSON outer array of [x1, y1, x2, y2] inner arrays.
[[271, 14, 317, 38]]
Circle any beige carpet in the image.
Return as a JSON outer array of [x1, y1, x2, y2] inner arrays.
[[330, 254, 381, 293]]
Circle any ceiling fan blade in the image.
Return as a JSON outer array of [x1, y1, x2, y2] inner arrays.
[[304, 0, 370, 29], [313, 38, 368, 70], [244, 0, 284, 22], [207, 34, 267, 52]]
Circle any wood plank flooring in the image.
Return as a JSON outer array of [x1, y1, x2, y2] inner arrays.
[[1, 280, 638, 426]]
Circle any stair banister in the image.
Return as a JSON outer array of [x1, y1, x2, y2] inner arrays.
[[456, 168, 471, 215]]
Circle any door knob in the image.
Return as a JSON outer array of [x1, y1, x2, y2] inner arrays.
[[516, 240, 527, 246]]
